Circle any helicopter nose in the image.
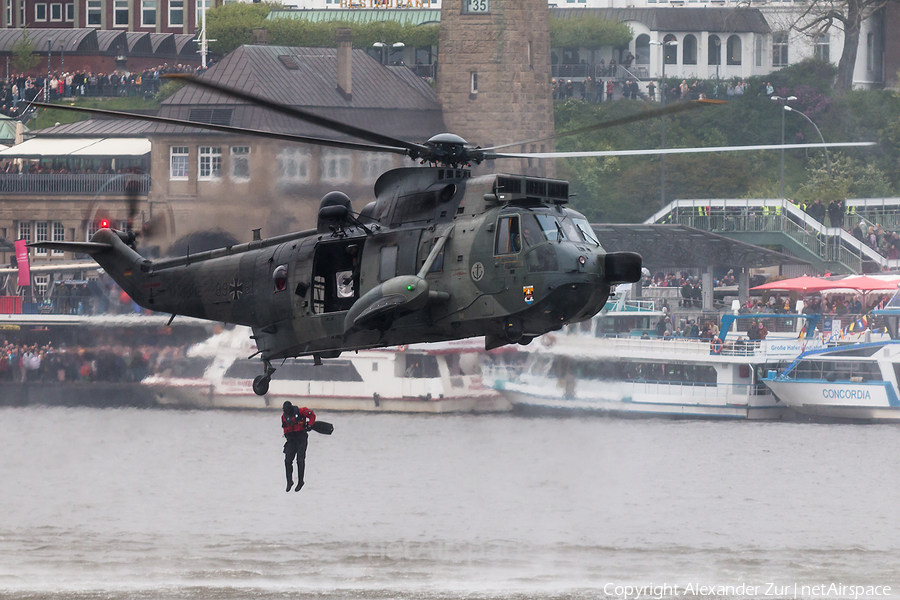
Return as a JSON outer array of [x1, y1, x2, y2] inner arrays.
[[604, 251, 642, 284]]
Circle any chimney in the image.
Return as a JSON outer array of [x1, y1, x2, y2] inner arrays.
[[336, 27, 352, 101]]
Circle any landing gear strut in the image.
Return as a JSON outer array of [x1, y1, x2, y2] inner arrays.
[[252, 360, 277, 396]]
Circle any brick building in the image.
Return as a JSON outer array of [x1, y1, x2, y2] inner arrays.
[[1, 0, 218, 33]]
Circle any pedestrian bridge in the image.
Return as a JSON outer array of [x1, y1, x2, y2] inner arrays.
[[645, 198, 900, 274]]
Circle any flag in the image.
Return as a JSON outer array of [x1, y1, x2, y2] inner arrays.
[[14, 240, 30, 287]]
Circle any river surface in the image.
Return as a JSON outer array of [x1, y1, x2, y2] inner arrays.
[[0, 407, 898, 599]]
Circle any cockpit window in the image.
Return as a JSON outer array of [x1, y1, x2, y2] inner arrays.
[[495, 215, 522, 255], [534, 214, 565, 242], [572, 217, 600, 245], [521, 214, 543, 247]]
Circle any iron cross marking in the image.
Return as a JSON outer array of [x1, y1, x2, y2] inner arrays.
[[229, 278, 244, 300]]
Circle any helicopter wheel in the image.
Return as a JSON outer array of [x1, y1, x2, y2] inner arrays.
[[517, 336, 534, 346], [252, 375, 270, 396]]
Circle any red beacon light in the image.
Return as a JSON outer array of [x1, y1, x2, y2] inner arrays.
[[99, 219, 110, 229]]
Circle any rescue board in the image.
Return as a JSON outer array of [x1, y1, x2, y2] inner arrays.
[[312, 421, 334, 435]]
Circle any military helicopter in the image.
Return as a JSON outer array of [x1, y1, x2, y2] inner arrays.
[[28, 78, 872, 395]]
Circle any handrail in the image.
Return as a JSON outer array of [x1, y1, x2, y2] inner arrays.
[[647, 198, 900, 272], [0, 173, 150, 195]]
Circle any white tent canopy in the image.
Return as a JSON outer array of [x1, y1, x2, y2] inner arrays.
[[0, 137, 150, 158]]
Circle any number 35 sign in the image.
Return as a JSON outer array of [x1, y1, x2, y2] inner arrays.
[[463, 0, 490, 13]]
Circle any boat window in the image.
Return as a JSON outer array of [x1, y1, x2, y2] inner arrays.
[[171, 356, 213, 378], [401, 354, 441, 378], [561, 360, 717, 386], [224, 359, 363, 382], [792, 359, 882, 381], [495, 215, 522, 255], [534, 214, 564, 242]]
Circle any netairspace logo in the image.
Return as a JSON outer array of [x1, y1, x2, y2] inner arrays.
[[602, 582, 892, 599]]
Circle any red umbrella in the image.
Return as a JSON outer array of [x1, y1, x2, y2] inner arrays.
[[827, 275, 900, 292], [750, 275, 835, 292]]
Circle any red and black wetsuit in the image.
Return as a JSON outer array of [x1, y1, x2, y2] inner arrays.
[[283, 406, 315, 488]]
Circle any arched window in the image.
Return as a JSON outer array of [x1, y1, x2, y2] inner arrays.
[[635, 34, 650, 65], [727, 35, 742, 66], [664, 33, 677, 65], [708, 34, 721, 66], [683, 34, 697, 65]]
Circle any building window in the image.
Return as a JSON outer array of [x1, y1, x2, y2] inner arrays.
[[470, 71, 478, 94], [18, 221, 31, 245], [320, 149, 351, 184], [772, 32, 789, 67], [196, 0, 210, 22], [65, 2, 74, 20], [86, 220, 99, 241], [168, 0, 183, 26], [170, 146, 189, 180], [20, 0, 25, 25], [814, 34, 829, 62], [360, 152, 393, 182], [198, 146, 221, 180], [230, 146, 250, 181], [34, 275, 49, 297], [867, 32, 874, 71], [49, 3, 61, 20], [754, 35, 763, 67], [52, 221, 65, 256], [663, 34, 677, 64], [726, 35, 742, 66], [682, 34, 697, 65], [87, 0, 101, 25], [35, 3, 47, 21], [141, 0, 156, 26], [277, 148, 311, 184], [35, 221, 48, 255], [114, 0, 129, 26]]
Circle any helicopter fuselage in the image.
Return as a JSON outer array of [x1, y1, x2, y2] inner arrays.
[[59, 167, 640, 362]]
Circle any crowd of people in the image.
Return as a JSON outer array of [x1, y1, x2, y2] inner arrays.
[[0, 63, 209, 118], [0, 340, 191, 383]]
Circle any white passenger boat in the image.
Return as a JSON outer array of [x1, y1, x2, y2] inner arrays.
[[142, 326, 510, 413], [487, 306, 830, 420], [763, 340, 900, 421]]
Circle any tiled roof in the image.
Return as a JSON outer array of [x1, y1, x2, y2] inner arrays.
[[267, 8, 441, 25], [29, 118, 154, 138], [153, 45, 446, 142]]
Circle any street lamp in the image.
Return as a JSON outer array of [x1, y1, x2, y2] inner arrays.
[[650, 39, 678, 208], [784, 105, 832, 179], [46, 38, 53, 102], [771, 94, 797, 198], [372, 41, 405, 65]]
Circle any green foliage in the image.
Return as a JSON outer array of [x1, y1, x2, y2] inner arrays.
[[35, 97, 161, 129], [155, 79, 185, 102], [11, 28, 40, 73], [206, 2, 277, 54], [550, 15, 633, 49], [207, 4, 439, 55], [766, 58, 837, 96], [554, 81, 900, 223]]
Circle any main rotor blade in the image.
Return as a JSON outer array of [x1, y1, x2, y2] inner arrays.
[[165, 74, 431, 157], [483, 99, 726, 152], [487, 141, 875, 160], [27, 102, 409, 155]]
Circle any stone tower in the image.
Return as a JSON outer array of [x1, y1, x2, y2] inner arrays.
[[437, 0, 555, 177]]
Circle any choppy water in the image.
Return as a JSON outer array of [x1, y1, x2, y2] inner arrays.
[[0, 407, 898, 599]]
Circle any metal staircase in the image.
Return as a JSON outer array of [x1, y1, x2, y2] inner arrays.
[[646, 198, 900, 274]]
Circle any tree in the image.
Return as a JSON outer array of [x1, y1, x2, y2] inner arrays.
[[786, 0, 895, 93], [11, 29, 40, 74]]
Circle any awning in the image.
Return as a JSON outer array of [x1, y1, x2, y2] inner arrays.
[[0, 137, 150, 158]]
